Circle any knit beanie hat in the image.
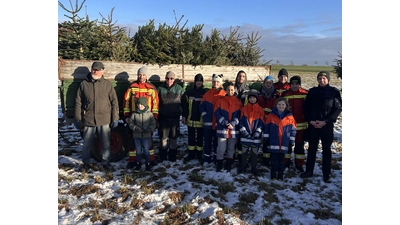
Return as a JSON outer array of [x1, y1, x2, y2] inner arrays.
[[278, 68, 289, 78], [137, 66, 148, 75], [290, 75, 301, 85], [264, 75, 274, 83], [317, 71, 330, 82], [137, 97, 148, 107], [248, 89, 259, 99], [212, 74, 223, 83], [194, 73, 204, 82]]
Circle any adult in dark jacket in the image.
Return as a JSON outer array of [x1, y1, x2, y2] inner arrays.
[[157, 71, 185, 162], [300, 71, 342, 183], [182, 74, 208, 163], [74, 61, 119, 172]]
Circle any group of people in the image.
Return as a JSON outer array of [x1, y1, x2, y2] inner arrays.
[[74, 62, 342, 183]]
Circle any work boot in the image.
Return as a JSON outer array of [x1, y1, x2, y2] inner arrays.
[[270, 172, 277, 180], [145, 163, 151, 172], [225, 158, 233, 172], [295, 165, 304, 172], [251, 167, 258, 176], [323, 176, 332, 183], [127, 161, 136, 169], [184, 151, 196, 163], [300, 171, 314, 178], [196, 151, 203, 164], [133, 162, 141, 172], [168, 149, 177, 162], [216, 160, 223, 172], [159, 148, 168, 163], [278, 172, 284, 181]]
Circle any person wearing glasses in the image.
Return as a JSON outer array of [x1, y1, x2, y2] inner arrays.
[[157, 71, 185, 163]]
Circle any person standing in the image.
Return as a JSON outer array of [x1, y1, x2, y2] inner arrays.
[[238, 89, 265, 175], [128, 97, 157, 172], [263, 97, 297, 181], [123, 66, 159, 169], [258, 75, 279, 168], [233, 70, 250, 164], [300, 71, 342, 183], [274, 68, 291, 97], [281, 75, 308, 172], [74, 61, 119, 172], [157, 71, 185, 162], [214, 83, 243, 172], [182, 73, 208, 164], [200, 74, 226, 165]]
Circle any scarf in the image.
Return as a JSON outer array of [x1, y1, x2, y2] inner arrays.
[[260, 85, 275, 99]]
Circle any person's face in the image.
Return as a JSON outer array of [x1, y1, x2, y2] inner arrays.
[[237, 72, 245, 84], [213, 81, 222, 89], [264, 80, 273, 88], [290, 83, 300, 92], [279, 75, 288, 83], [138, 73, 147, 83], [248, 96, 257, 104], [91, 69, 104, 80], [276, 100, 287, 113], [165, 76, 174, 86], [226, 85, 235, 96], [317, 76, 329, 87], [195, 80, 203, 88], [137, 103, 145, 110]]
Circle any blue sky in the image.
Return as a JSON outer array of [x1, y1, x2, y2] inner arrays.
[[58, 0, 342, 66]]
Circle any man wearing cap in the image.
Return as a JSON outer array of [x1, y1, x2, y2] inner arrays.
[[301, 71, 342, 183], [274, 68, 291, 97], [123, 66, 159, 168], [182, 73, 208, 164], [282, 75, 309, 172], [75, 61, 119, 172], [200, 74, 226, 165], [157, 71, 185, 162]]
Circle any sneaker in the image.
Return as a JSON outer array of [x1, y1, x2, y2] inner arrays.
[[300, 171, 313, 178], [145, 163, 151, 172]]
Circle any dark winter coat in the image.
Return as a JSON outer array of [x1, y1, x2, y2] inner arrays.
[[157, 82, 185, 120], [75, 73, 119, 126], [263, 108, 297, 154], [181, 85, 208, 128], [303, 85, 342, 123]]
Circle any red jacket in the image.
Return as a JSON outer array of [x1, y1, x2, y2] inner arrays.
[[214, 95, 243, 138], [274, 82, 290, 97], [123, 81, 159, 119], [281, 88, 308, 131]]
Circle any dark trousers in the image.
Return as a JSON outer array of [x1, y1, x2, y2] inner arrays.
[[188, 126, 204, 149], [203, 128, 217, 163], [270, 152, 285, 173], [306, 122, 334, 178]]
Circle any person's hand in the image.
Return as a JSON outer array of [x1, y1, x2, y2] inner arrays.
[[181, 117, 187, 125], [125, 117, 130, 123], [227, 123, 233, 129], [110, 121, 119, 129], [253, 132, 260, 138], [134, 126, 143, 132], [74, 120, 82, 130]]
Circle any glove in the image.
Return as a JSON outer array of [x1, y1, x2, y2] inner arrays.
[[134, 126, 143, 132], [74, 120, 82, 130], [145, 127, 152, 133], [253, 132, 260, 138], [110, 121, 118, 129]]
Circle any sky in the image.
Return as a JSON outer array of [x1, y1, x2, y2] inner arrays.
[[57, 0, 342, 66]]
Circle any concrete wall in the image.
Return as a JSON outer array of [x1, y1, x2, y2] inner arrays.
[[58, 59, 271, 83]]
